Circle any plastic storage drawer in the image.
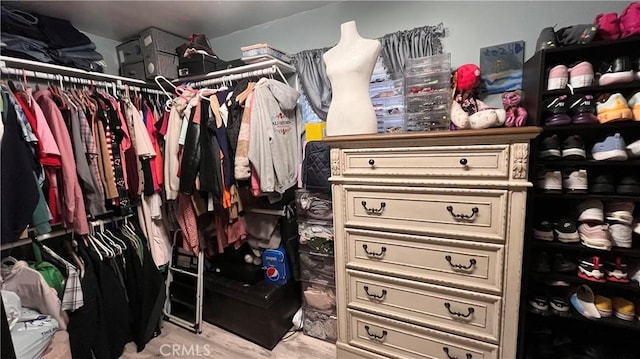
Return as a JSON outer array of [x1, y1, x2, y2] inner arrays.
[[302, 280, 336, 315], [299, 249, 335, 285], [380, 115, 405, 134], [405, 71, 450, 91], [405, 53, 451, 76], [372, 95, 404, 117], [303, 307, 337, 343], [295, 190, 333, 222], [298, 220, 334, 255], [370, 79, 404, 99]]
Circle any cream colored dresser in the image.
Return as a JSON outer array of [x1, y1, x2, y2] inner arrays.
[[325, 127, 540, 359]]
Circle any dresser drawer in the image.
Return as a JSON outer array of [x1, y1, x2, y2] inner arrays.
[[348, 309, 498, 359], [341, 144, 509, 178], [344, 186, 508, 242], [346, 229, 504, 294], [347, 270, 502, 343]]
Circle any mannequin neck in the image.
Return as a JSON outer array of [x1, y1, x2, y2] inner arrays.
[[339, 21, 363, 44]]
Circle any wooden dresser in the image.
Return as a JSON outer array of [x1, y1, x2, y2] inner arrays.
[[325, 127, 540, 359]]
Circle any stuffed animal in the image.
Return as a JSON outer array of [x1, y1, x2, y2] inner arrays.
[[451, 64, 506, 130], [502, 90, 528, 127]]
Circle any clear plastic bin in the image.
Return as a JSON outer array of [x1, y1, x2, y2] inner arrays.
[[295, 190, 332, 222], [303, 307, 337, 343], [381, 115, 405, 134], [405, 53, 451, 68], [299, 249, 335, 285], [405, 109, 451, 132], [370, 79, 404, 99], [302, 280, 336, 315], [298, 220, 334, 255], [372, 95, 405, 117], [405, 71, 450, 88]]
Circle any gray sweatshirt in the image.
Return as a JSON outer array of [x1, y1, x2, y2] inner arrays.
[[249, 78, 303, 195]]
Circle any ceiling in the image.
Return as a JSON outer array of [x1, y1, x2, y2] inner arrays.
[[5, 1, 334, 41]]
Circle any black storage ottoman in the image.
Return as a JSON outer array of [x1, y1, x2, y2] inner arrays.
[[202, 274, 301, 350]]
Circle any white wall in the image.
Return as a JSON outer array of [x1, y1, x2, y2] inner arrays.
[[85, 32, 121, 75], [210, 1, 629, 67]]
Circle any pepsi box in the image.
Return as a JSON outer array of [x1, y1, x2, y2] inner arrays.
[[262, 244, 291, 286]]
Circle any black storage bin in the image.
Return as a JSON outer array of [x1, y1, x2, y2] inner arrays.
[[178, 54, 228, 77], [203, 274, 301, 350]]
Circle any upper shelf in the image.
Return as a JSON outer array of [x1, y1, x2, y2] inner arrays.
[[172, 58, 296, 84], [0, 55, 148, 85]]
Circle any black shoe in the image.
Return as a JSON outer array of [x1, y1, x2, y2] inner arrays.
[[553, 218, 580, 243], [533, 220, 554, 241], [561, 135, 586, 160], [533, 252, 552, 273], [543, 96, 572, 126], [567, 95, 598, 124], [590, 173, 615, 194], [553, 253, 577, 273], [539, 135, 561, 160], [616, 175, 640, 195]]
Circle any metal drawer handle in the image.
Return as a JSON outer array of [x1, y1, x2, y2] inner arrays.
[[459, 158, 468, 166], [363, 286, 387, 300], [362, 244, 386, 258], [443, 347, 473, 359], [446, 205, 478, 220], [445, 255, 477, 271], [361, 201, 386, 215], [364, 325, 387, 341], [444, 302, 475, 318], [368, 159, 375, 166]]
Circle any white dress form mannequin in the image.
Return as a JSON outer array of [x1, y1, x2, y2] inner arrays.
[[323, 21, 382, 136]]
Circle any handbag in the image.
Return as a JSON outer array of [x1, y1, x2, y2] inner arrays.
[[302, 141, 331, 193]]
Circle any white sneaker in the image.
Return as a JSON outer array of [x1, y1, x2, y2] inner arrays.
[[604, 201, 635, 225], [537, 170, 562, 191], [562, 169, 588, 192], [608, 223, 632, 248], [576, 199, 604, 223], [627, 139, 640, 158]]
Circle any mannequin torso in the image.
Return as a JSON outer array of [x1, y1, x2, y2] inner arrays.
[[323, 21, 381, 136]]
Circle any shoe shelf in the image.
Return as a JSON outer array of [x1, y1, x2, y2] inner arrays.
[[532, 191, 640, 202], [530, 240, 640, 258], [542, 121, 640, 132], [529, 272, 640, 293], [542, 81, 640, 97], [527, 310, 640, 332], [537, 159, 640, 167]]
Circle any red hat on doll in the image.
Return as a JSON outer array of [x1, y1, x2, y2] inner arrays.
[[455, 64, 481, 92]]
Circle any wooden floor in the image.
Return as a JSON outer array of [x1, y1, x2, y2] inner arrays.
[[121, 320, 336, 359]]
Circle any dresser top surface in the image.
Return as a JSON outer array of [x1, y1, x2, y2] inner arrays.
[[324, 126, 541, 147]]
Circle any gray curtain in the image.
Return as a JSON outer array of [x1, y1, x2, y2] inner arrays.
[[293, 23, 446, 119], [292, 48, 332, 120], [380, 23, 446, 79]]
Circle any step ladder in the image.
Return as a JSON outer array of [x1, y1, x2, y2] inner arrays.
[[163, 230, 203, 334]]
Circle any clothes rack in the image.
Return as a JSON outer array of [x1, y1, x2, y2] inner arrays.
[[0, 55, 163, 94], [172, 58, 295, 86], [0, 214, 135, 251], [186, 65, 286, 88]]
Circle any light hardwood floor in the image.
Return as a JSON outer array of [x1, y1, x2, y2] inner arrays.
[[121, 320, 336, 359]]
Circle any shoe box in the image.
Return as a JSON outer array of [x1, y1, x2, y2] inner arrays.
[[178, 53, 230, 78]]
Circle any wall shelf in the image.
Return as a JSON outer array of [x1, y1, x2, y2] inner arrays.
[[172, 58, 296, 84]]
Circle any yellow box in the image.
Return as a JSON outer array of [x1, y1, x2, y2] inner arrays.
[[305, 122, 326, 141]]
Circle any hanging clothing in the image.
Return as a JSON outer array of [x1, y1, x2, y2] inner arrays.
[[137, 193, 171, 267], [164, 94, 193, 200], [1, 89, 39, 242], [248, 78, 303, 195], [35, 89, 89, 235]]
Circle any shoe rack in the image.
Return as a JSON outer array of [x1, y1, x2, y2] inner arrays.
[[520, 37, 640, 359]]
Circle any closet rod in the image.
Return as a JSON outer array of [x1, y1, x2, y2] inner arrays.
[[0, 55, 148, 85], [0, 66, 165, 95], [0, 214, 135, 251], [190, 65, 283, 88]]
